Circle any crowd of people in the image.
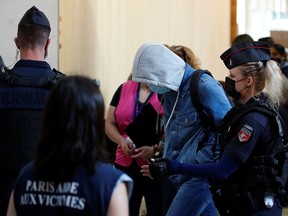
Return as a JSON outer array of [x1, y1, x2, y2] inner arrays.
[[1, 5, 288, 216]]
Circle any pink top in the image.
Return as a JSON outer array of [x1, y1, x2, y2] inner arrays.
[[114, 80, 164, 167]]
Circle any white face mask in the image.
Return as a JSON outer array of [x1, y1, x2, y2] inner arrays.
[[147, 83, 170, 94]]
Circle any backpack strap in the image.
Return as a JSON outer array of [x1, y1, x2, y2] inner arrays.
[[189, 69, 213, 128]]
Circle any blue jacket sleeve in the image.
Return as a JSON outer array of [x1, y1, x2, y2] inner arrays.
[[171, 154, 241, 179], [198, 74, 232, 127]]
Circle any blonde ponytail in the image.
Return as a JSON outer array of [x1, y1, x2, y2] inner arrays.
[[262, 60, 283, 109]]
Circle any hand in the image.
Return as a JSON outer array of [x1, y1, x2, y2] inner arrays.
[[141, 158, 172, 179], [131, 146, 154, 160], [120, 136, 136, 156]]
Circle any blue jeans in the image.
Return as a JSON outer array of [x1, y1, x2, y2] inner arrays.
[[166, 177, 218, 216]]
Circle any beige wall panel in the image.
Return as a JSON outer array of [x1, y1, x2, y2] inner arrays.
[[59, 0, 231, 111]]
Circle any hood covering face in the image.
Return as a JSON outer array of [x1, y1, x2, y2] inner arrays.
[[132, 43, 186, 91]]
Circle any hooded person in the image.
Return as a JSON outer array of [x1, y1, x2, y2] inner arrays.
[[132, 42, 232, 216], [132, 43, 185, 93]]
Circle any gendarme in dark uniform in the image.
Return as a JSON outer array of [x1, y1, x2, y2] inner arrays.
[[146, 42, 288, 216], [0, 6, 64, 215], [212, 42, 287, 215]]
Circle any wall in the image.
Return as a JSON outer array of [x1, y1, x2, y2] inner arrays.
[[59, 0, 231, 110], [0, 0, 59, 69]]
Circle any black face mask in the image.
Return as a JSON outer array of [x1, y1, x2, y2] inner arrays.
[[225, 76, 247, 101]]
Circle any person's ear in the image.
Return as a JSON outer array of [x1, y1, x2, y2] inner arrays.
[[44, 39, 51, 59], [246, 76, 253, 87], [45, 39, 51, 51], [14, 37, 20, 49]]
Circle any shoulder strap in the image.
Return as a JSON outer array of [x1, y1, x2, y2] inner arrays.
[[0, 67, 65, 89], [47, 68, 66, 88], [189, 69, 213, 127]]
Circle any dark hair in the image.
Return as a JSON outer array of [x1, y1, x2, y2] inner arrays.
[[17, 24, 50, 48], [35, 75, 107, 180], [272, 44, 287, 61], [232, 34, 254, 46], [258, 37, 275, 45]]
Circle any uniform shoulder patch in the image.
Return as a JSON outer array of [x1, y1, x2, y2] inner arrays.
[[238, 124, 253, 142]]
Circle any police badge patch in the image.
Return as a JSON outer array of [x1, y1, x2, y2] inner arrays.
[[238, 124, 253, 142]]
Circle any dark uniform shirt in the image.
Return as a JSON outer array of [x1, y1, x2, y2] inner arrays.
[[224, 111, 273, 163], [8, 60, 54, 78]]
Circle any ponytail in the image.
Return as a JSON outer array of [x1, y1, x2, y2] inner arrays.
[[240, 60, 284, 109], [262, 60, 283, 109]]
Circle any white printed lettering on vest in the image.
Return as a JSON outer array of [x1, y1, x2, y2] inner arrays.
[[21, 180, 85, 210]]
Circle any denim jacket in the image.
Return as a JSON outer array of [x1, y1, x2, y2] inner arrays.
[[132, 43, 232, 186], [163, 65, 231, 185]]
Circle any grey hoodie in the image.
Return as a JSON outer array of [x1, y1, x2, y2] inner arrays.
[[132, 43, 186, 91]]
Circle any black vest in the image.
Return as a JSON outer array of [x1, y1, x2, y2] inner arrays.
[[213, 98, 288, 214], [0, 68, 65, 178]]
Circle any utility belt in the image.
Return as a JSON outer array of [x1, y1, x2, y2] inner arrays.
[[211, 186, 278, 215]]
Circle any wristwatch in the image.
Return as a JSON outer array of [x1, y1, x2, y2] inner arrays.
[[153, 145, 160, 156]]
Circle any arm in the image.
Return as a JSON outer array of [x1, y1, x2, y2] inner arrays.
[[170, 154, 240, 179], [199, 75, 232, 127], [105, 105, 125, 145], [105, 106, 135, 156], [147, 112, 270, 179], [107, 182, 129, 216], [6, 191, 17, 216], [143, 154, 241, 180]]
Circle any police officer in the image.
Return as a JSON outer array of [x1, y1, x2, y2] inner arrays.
[[141, 41, 287, 215], [0, 6, 64, 215]]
